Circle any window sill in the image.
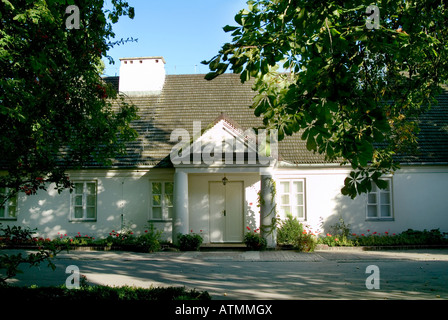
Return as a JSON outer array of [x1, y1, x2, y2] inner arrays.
[[69, 219, 97, 223], [366, 217, 394, 221], [148, 219, 173, 223]]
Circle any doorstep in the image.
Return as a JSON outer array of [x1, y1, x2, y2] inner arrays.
[[200, 243, 247, 251]]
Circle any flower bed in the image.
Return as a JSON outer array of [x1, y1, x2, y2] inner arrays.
[[0, 224, 165, 253]]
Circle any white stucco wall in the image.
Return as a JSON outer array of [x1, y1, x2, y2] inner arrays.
[[1, 169, 174, 240], [2, 165, 447, 243], [275, 165, 448, 236]]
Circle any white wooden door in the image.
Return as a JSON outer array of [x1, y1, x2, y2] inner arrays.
[[209, 181, 243, 243]]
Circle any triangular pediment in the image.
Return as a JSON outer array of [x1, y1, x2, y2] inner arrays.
[[170, 113, 277, 167]]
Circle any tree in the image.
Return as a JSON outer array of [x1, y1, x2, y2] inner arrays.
[[203, 0, 448, 198], [0, 0, 138, 204]]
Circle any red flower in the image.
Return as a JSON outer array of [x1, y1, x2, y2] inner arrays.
[[144, 230, 148, 233], [246, 226, 251, 231], [361, 234, 365, 236]]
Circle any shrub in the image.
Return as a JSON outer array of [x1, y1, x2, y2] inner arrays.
[[0, 285, 211, 301], [244, 227, 267, 250], [276, 214, 304, 246], [294, 230, 317, 252], [178, 231, 203, 251], [134, 224, 163, 253]]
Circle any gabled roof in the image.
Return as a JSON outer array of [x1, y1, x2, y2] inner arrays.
[[102, 74, 448, 168]]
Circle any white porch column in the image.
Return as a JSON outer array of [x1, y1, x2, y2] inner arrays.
[[173, 170, 189, 245], [260, 172, 277, 248]]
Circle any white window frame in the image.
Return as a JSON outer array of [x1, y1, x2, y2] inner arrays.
[[0, 188, 18, 220], [149, 181, 174, 221], [70, 181, 97, 222], [277, 179, 306, 221], [366, 178, 393, 220]]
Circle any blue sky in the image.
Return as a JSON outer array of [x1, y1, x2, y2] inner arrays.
[[102, 0, 249, 76]]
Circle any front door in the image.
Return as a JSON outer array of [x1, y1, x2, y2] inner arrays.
[[209, 181, 243, 243]]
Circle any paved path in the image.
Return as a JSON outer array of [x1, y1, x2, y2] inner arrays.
[[3, 248, 448, 300]]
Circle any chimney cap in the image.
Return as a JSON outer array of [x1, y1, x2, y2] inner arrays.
[[119, 56, 166, 64]]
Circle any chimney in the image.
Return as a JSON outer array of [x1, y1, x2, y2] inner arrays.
[[118, 56, 166, 96]]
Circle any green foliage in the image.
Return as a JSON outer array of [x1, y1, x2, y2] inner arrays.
[[244, 226, 267, 250], [293, 231, 317, 252], [2, 224, 163, 253], [316, 220, 448, 247], [0, 224, 69, 285], [0, 0, 138, 204], [0, 285, 211, 301], [134, 224, 163, 253], [276, 217, 317, 251], [276, 214, 304, 245], [178, 231, 203, 251], [204, 0, 448, 198]]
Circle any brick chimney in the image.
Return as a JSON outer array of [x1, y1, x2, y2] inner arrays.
[[118, 56, 166, 96]]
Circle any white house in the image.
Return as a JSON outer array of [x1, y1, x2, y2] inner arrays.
[[1, 56, 448, 247]]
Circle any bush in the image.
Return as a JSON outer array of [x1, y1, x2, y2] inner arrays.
[[178, 231, 203, 251], [292, 230, 316, 252], [134, 224, 163, 253], [0, 285, 211, 301], [276, 214, 304, 246], [244, 227, 267, 250]]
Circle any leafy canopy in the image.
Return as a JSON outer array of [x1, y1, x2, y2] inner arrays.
[[203, 0, 448, 198], [0, 0, 138, 203]]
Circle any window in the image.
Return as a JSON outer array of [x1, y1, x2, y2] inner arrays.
[[366, 179, 393, 220], [150, 181, 173, 220], [71, 182, 97, 221], [0, 188, 17, 220], [278, 179, 305, 220]]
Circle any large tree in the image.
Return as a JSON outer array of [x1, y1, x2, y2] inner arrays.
[[0, 0, 138, 205], [203, 0, 448, 198]]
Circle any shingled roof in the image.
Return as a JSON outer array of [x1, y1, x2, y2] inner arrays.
[[103, 74, 448, 168]]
